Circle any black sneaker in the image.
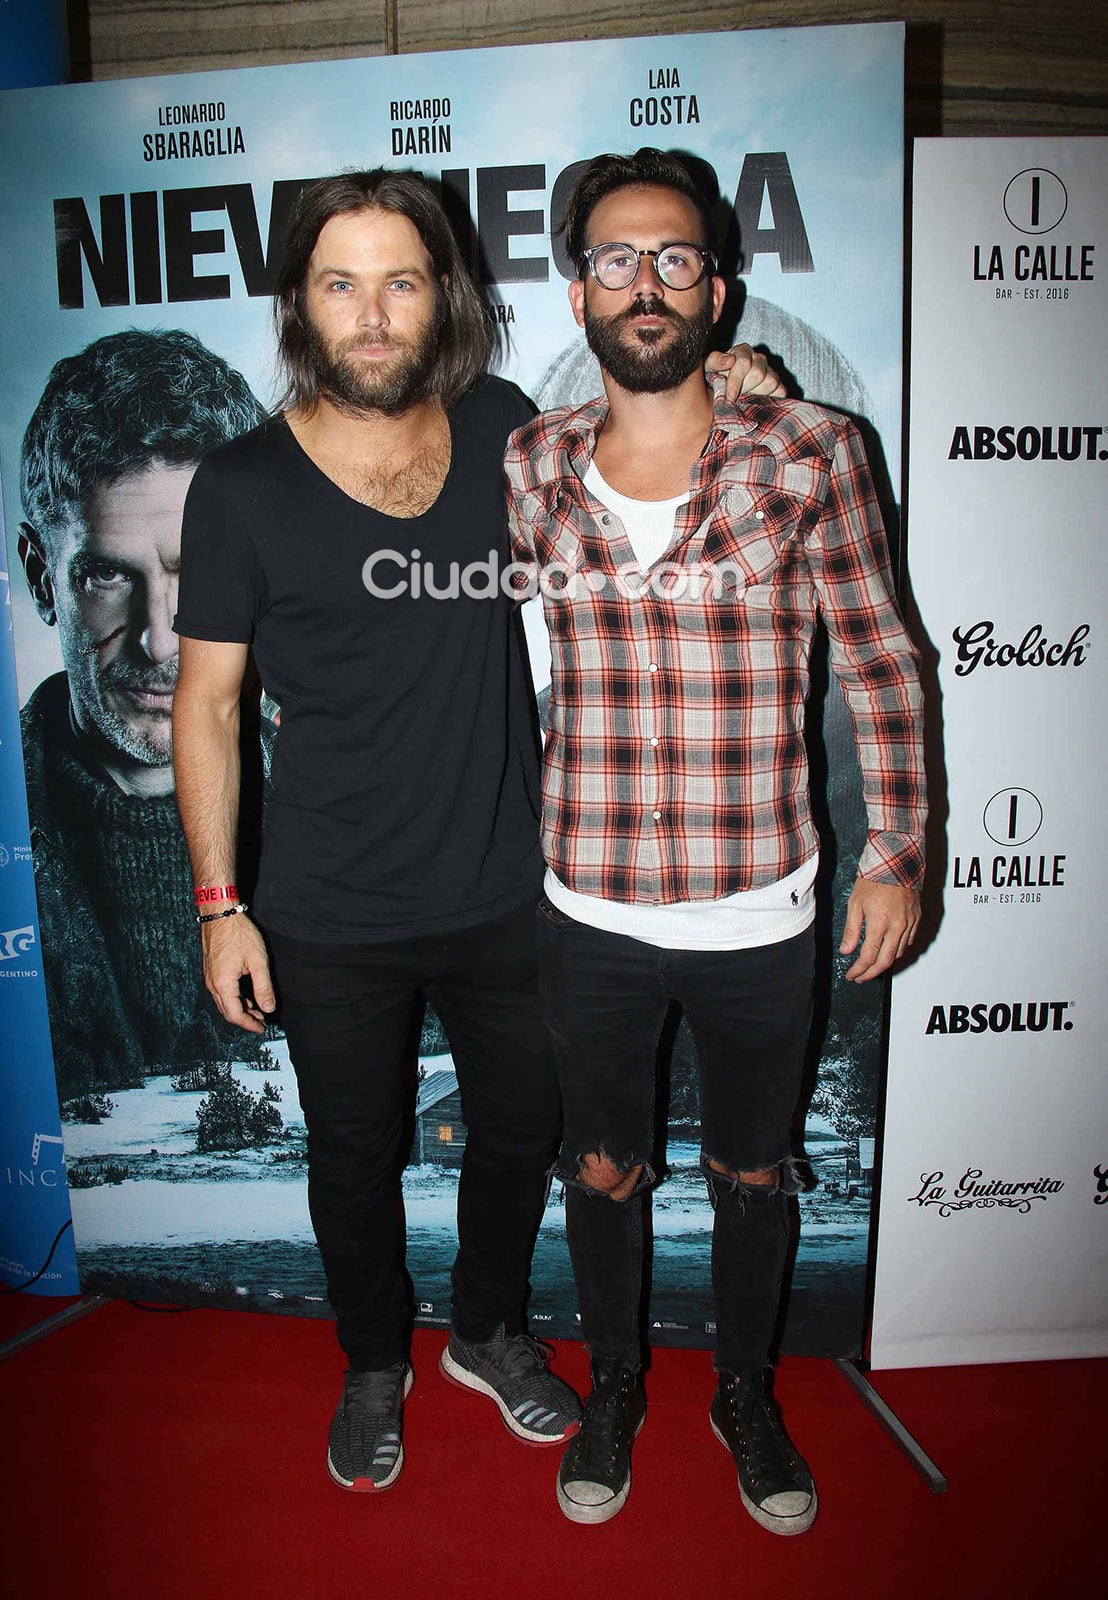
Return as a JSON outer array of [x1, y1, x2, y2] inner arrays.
[[327, 1361, 414, 1492], [440, 1324, 582, 1445], [556, 1357, 646, 1524], [710, 1368, 817, 1535]]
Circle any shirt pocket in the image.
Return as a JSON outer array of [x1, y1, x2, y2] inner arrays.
[[530, 483, 587, 576], [701, 484, 811, 595]]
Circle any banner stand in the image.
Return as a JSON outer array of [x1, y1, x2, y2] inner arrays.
[[0, 1292, 109, 1363], [835, 1358, 947, 1491]]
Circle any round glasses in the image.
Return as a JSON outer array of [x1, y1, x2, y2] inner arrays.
[[579, 241, 716, 291]]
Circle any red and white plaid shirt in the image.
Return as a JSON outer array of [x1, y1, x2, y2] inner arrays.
[[504, 388, 926, 905]]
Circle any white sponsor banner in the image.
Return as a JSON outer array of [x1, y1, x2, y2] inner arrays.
[[872, 138, 1108, 1367]]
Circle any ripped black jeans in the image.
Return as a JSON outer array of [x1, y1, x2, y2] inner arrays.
[[538, 900, 813, 1376]]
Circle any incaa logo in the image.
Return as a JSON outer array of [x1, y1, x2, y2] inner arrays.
[[925, 1000, 1074, 1035]]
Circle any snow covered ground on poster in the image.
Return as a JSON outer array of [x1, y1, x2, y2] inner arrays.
[[65, 1060, 870, 1260], [64, 1048, 870, 1353]]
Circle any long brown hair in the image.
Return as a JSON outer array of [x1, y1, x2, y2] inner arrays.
[[274, 169, 492, 413]]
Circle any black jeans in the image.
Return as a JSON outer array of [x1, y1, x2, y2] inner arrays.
[[267, 899, 562, 1371], [538, 901, 814, 1377]]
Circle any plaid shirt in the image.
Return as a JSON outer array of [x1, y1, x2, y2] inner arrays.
[[504, 388, 926, 905]]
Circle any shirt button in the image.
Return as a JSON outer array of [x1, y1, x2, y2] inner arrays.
[[651, 810, 662, 821], [649, 737, 659, 747], [755, 509, 765, 520], [647, 663, 658, 673], [601, 514, 611, 525]]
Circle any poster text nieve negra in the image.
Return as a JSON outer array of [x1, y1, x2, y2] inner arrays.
[[54, 154, 815, 309]]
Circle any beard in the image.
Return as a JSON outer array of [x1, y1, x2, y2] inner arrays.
[[302, 294, 446, 417], [583, 293, 715, 395], [78, 656, 179, 767]]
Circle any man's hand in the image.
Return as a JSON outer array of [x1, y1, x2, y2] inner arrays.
[[706, 343, 787, 401], [840, 878, 921, 983], [201, 913, 276, 1034]]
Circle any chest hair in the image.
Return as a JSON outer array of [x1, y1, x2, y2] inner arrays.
[[314, 412, 451, 518]]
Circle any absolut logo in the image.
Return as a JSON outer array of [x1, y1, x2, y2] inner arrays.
[[924, 1000, 1074, 1035], [951, 621, 1090, 676], [910, 1167, 1064, 1216], [948, 425, 1105, 461]]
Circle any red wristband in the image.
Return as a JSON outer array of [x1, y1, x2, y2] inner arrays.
[[194, 885, 238, 906]]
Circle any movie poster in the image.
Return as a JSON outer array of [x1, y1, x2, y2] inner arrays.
[[0, 23, 904, 1353]]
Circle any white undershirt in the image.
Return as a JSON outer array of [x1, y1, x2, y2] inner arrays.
[[544, 461, 817, 951]]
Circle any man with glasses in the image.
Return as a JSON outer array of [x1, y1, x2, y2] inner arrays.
[[505, 149, 925, 1531]]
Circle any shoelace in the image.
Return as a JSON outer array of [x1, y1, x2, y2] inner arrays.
[[344, 1367, 405, 1416], [495, 1334, 551, 1378], [729, 1385, 799, 1479]]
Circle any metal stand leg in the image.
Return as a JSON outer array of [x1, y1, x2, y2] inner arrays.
[[835, 1357, 948, 1492], [0, 1295, 111, 1362]]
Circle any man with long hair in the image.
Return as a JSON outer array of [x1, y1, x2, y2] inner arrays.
[[506, 149, 925, 1530], [172, 168, 780, 1493]]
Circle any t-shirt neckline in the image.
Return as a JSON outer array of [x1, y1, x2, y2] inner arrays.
[[274, 406, 458, 524]]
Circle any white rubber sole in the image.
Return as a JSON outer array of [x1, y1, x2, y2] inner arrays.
[[556, 1471, 632, 1525], [555, 1410, 645, 1525], [710, 1415, 818, 1535], [327, 1365, 414, 1492], [439, 1346, 577, 1446]]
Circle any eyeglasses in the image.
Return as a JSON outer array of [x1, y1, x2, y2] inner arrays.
[[579, 241, 717, 291]]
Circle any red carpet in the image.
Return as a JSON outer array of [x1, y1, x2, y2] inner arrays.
[[1, 1293, 1101, 1598]]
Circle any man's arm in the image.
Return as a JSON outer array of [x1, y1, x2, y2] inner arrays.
[[173, 635, 276, 1032], [706, 342, 787, 401], [807, 418, 926, 983]]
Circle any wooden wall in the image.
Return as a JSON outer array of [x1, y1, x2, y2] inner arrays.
[[70, 1, 1107, 137]]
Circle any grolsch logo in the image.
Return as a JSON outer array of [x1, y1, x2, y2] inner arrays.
[[951, 621, 1090, 676]]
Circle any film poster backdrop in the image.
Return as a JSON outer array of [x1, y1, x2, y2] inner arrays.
[[0, 23, 904, 1353]]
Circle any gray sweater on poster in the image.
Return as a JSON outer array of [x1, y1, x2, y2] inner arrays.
[[20, 673, 271, 1098]]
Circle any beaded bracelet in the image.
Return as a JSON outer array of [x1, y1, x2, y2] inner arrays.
[[197, 902, 250, 925]]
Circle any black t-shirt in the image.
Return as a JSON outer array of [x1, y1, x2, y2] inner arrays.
[[175, 377, 542, 943]]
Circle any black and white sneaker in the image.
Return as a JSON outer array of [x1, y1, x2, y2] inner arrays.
[[556, 1357, 646, 1524], [440, 1324, 582, 1445], [710, 1368, 817, 1535], [327, 1361, 414, 1492]]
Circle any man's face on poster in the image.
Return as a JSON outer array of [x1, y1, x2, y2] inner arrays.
[[24, 461, 195, 787]]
